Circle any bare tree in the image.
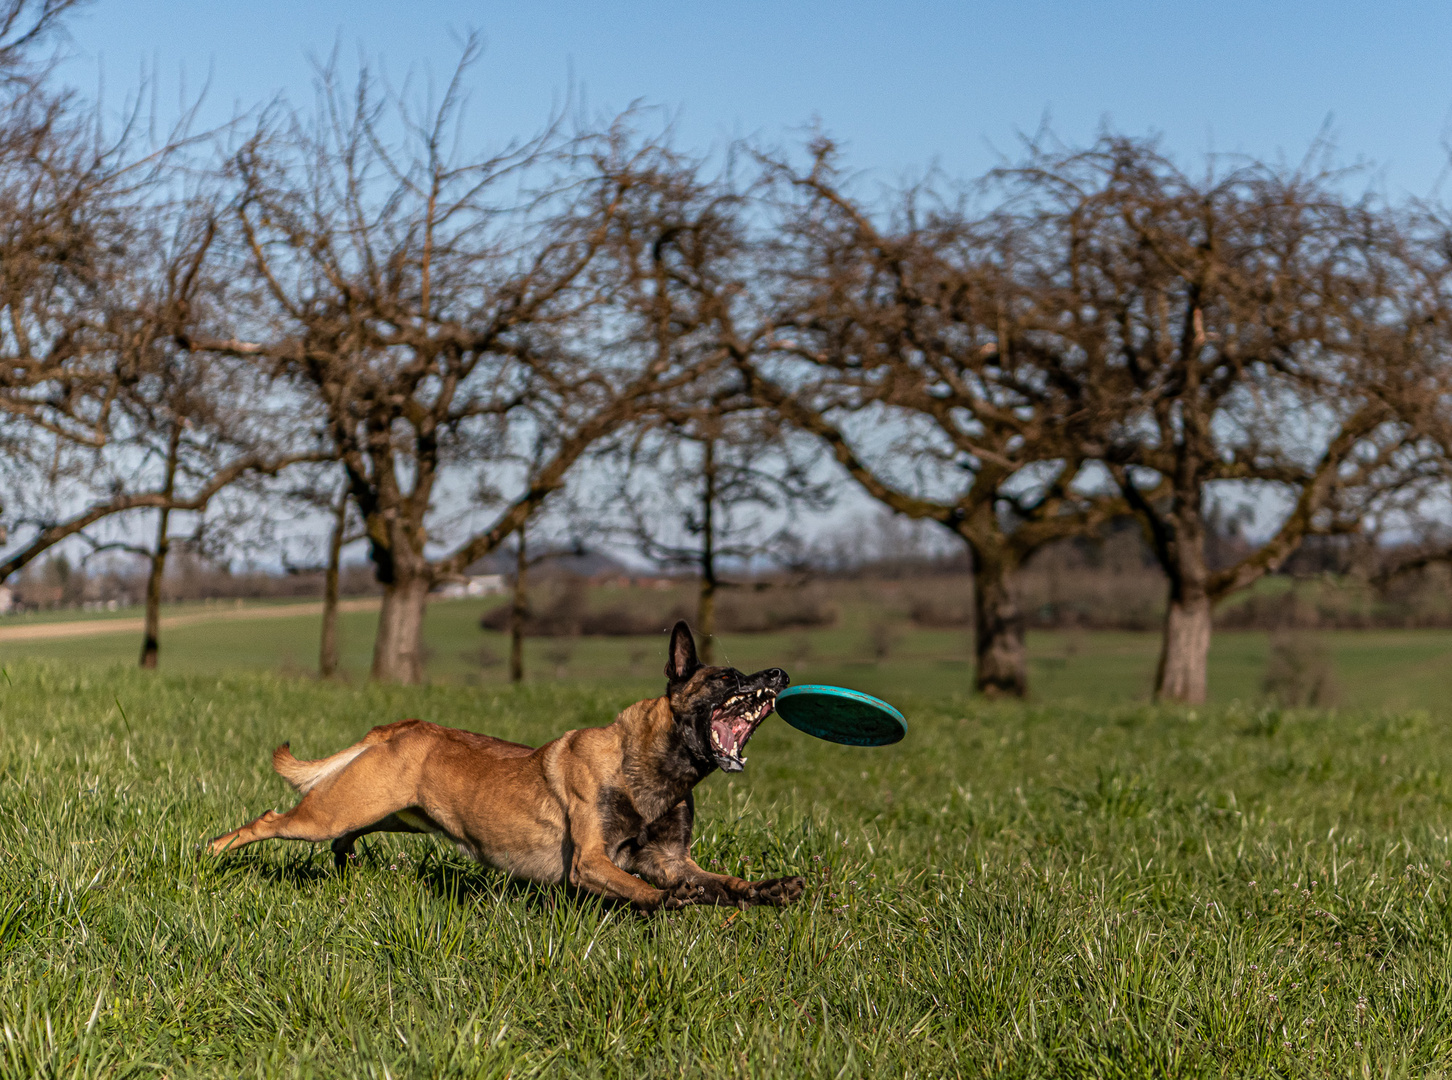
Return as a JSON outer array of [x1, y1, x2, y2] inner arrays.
[[43, 201, 332, 666], [0, 0, 86, 73], [178, 45, 717, 682], [993, 137, 1416, 702], [574, 140, 833, 662], [0, 34, 306, 588], [0, 77, 139, 538], [614, 392, 827, 662], [497, 515, 581, 684], [507, 523, 528, 683], [1330, 199, 1452, 592], [264, 468, 365, 679], [137, 422, 180, 666], [316, 482, 357, 678], [744, 141, 1123, 696]]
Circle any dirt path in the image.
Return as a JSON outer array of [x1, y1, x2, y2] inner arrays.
[[0, 597, 381, 643]]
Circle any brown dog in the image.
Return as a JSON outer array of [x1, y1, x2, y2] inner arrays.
[[209, 621, 804, 912]]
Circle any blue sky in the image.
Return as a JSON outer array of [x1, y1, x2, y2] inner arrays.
[[37, 1, 1452, 557], [56, 0, 1452, 198]]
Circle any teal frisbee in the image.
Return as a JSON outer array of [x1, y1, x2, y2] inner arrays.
[[774, 685, 906, 746]]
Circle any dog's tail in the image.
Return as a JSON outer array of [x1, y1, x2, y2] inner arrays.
[[272, 740, 371, 795]]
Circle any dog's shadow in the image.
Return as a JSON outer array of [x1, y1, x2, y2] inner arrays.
[[229, 843, 639, 918], [412, 857, 604, 915], [248, 856, 334, 889]]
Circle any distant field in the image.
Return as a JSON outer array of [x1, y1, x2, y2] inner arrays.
[[5, 593, 1452, 712], [6, 661, 1452, 1075]]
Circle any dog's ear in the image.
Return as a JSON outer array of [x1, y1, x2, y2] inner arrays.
[[664, 620, 699, 683]]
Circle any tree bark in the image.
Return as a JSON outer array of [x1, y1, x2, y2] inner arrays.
[[319, 488, 347, 679], [972, 552, 1027, 697], [1142, 492, 1214, 705], [509, 528, 527, 684], [697, 436, 717, 664], [1155, 588, 1212, 704], [371, 573, 430, 683]]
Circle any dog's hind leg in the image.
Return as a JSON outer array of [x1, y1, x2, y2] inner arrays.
[[209, 748, 421, 856], [209, 797, 407, 856], [329, 813, 429, 870], [331, 834, 357, 870]]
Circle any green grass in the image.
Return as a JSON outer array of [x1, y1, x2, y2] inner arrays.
[[5, 659, 1452, 1075], [8, 595, 1452, 713]]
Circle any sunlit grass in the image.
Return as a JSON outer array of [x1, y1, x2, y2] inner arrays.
[[3, 660, 1452, 1075]]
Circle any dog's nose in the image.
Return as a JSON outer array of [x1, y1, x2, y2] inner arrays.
[[764, 667, 789, 688]]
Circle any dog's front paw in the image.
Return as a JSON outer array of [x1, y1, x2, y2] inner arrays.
[[662, 881, 708, 910], [750, 875, 805, 906]]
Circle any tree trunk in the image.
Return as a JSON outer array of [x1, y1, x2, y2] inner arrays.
[[1155, 589, 1212, 704], [1148, 495, 1213, 705], [371, 573, 430, 683], [972, 554, 1027, 697], [140, 424, 182, 670], [509, 529, 527, 684], [138, 506, 169, 670], [698, 437, 717, 664], [319, 489, 347, 679]]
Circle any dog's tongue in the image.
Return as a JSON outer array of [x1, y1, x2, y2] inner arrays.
[[711, 716, 743, 757], [710, 695, 777, 766]]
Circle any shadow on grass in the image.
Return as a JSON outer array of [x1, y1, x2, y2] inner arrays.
[[414, 854, 651, 918], [214, 840, 647, 917], [230, 852, 335, 889]]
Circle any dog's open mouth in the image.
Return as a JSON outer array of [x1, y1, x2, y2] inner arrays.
[[709, 687, 778, 772]]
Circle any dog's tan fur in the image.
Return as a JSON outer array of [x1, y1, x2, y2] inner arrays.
[[209, 623, 804, 911]]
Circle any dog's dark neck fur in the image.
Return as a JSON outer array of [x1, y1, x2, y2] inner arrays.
[[618, 696, 714, 823]]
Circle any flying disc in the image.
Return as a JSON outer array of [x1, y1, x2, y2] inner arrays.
[[773, 685, 907, 746]]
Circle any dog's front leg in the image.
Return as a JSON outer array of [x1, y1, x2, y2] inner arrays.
[[570, 846, 672, 912], [626, 802, 806, 909], [662, 858, 806, 909]]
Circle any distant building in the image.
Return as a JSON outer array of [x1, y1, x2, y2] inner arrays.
[[433, 573, 508, 600], [0, 585, 11, 615], [460, 548, 675, 588]]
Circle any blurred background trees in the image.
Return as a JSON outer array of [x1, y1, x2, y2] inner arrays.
[[4, 4, 1452, 700], [978, 138, 1423, 701], [594, 148, 831, 662], [742, 140, 1127, 696]]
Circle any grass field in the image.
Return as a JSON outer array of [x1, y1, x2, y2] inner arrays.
[[6, 653, 1452, 1077], [7, 592, 1452, 712]]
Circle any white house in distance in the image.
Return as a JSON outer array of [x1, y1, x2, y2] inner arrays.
[[432, 573, 508, 600], [432, 548, 669, 600], [0, 584, 13, 616]]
